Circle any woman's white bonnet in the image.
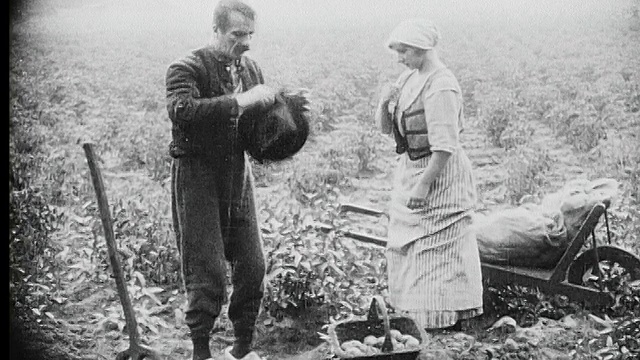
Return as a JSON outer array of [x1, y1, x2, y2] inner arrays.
[[386, 18, 441, 50]]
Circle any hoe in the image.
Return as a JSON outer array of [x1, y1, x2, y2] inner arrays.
[[84, 143, 163, 360]]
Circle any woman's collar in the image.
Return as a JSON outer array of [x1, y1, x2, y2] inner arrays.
[[399, 66, 447, 111]]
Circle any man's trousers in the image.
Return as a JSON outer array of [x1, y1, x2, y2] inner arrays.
[[171, 155, 265, 343]]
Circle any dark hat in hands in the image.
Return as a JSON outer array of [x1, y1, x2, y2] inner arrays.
[[238, 89, 311, 163]]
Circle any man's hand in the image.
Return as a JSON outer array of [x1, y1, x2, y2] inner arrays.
[[236, 84, 278, 112]]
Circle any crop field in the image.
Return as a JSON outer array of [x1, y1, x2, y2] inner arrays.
[[9, 0, 640, 359]]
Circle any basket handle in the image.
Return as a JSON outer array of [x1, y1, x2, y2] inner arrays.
[[368, 296, 394, 353], [326, 322, 348, 359], [325, 296, 396, 358]]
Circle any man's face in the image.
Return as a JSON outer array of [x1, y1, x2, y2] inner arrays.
[[216, 11, 255, 59]]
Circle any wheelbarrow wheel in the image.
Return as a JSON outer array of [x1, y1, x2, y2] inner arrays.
[[567, 245, 640, 291]]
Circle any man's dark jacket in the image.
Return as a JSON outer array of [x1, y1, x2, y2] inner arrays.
[[166, 46, 264, 159]]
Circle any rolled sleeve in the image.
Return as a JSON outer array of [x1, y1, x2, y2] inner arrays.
[[423, 90, 461, 153]]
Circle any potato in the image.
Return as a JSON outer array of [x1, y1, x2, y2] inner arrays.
[[389, 329, 403, 341], [344, 347, 365, 357], [366, 345, 381, 355], [391, 338, 401, 349], [342, 339, 371, 354], [376, 336, 386, 347], [404, 335, 420, 349], [341, 340, 363, 351], [398, 334, 409, 343], [363, 335, 378, 347]]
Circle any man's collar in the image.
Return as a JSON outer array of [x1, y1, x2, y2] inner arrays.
[[208, 47, 240, 65]]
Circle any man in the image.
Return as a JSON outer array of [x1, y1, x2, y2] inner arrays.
[[165, 1, 276, 359]]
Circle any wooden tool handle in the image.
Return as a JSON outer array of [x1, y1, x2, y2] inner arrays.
[[83, 143, 140, 345]]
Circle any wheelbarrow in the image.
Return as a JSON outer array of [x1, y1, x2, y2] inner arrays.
[[327, 202, 640, 308]]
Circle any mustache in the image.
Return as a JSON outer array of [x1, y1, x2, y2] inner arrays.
[[230, 41, 249, 53]]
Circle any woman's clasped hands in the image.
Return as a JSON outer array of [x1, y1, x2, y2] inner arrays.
[[406, 184, 429, 209]]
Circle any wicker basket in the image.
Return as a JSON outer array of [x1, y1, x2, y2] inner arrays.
[[326, 296, 428, 360]]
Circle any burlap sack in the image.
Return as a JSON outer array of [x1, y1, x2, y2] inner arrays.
[[473, 204, 568, 269], [473, 178, 619, 269], [541, 178, 619, 241]]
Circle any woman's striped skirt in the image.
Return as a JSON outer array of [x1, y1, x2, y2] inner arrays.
[[386, 150, 483, 329]]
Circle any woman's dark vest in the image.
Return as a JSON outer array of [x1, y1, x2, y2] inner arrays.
[[391, 68, 460, 161]]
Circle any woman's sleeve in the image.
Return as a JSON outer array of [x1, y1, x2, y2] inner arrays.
[[422, 86, 461, 153]]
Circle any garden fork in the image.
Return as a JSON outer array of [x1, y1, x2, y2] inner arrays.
[[83, 143, 164, 360]]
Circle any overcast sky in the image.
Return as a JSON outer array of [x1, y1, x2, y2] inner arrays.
[[36, 0, 632, 37]]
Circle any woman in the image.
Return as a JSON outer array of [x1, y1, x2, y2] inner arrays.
[[374, 18, 483, 330]]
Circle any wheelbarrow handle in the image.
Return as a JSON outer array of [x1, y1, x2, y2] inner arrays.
[[342, 231, 388, 247], [339, 203, 388, 218], [337, 203, 389, 247]]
